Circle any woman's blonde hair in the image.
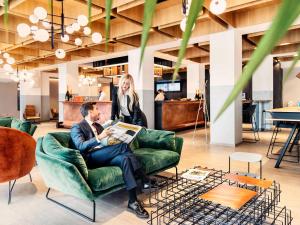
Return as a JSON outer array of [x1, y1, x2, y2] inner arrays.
[[118, 74, 139, 111]]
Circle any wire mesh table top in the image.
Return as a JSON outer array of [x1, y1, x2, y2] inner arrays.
[[147, 166, 292, 225]]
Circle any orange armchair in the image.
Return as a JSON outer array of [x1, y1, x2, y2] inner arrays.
[[0, 127, 36, 204], [23, 105, 41, 123]]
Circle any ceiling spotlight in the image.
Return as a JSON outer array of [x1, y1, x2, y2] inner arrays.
[[55, 49, 66, 59], [61, 34, 70, 42], [210, 0, 227, 15]]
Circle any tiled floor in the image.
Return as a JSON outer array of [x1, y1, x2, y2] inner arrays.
[[0, 122, 299, 225]]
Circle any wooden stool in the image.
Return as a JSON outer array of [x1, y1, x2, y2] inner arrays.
[[229, 152, 262, 179]]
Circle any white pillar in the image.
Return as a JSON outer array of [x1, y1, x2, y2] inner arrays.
[[128, 49, 154, 129], [187, 62, 205, 99], [58, 62, 79, 121], [252, 55, 273, 130], [210, 29, 242, 146], [20, 71, 42, 120]]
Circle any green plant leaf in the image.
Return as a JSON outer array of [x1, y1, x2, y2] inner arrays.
[[4, 0, 9, 27], [88, 0, 92, 26], [173, 0, 204, 80], [139, 0, 157, 71], [283, 47, 300, 83], [214, 0, 300, 122], [105, 0, 113, 52]]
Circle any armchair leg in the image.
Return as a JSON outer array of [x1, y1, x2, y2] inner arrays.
[[29, 173, 32, 182], [46, 188, 96, 222], [8, 180, 16, 204], [175, 166, 178, 180]]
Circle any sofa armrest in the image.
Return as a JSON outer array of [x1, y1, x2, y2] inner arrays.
[[36, 139, 94, 201], [175, 137, 184, 156]]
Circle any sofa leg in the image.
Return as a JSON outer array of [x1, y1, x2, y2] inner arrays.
[[175, 166, 178, 180], [29, 173, 32, 182], [8, 180, 16, 204], [46, 188, 96, 222]]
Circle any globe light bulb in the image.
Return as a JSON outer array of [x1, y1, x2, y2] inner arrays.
[[55, 49, 66, 59], [7, 57, 15, 65], [29, 14, 39, 24], [0, 59, 3, 65], [83, 27, 91, 35], [75, 38, 82, 46], [180, 17, 195, 32], [91, 32, 102, 44], [42, 20, 51, 29], [72, 22, 80, 32], [210, 0, 227, 15], [35, 29, 49, 42], [66, 26, 74, 34], [3, 53, 10, 58], [77, 15, 88, 27], [17, 23, 31, 38], [34, 6, 48, 20], [61, 34, 70, 42]]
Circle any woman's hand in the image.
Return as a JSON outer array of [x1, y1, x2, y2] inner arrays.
[[98, 128, 112, 140]]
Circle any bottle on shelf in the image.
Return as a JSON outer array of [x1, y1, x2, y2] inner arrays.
[[194, 89, 200, 100], [65, 86, 70, 101], [69, 89, 73, 101]]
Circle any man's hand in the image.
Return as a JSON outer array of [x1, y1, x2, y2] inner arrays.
[[98, 128, 112, 140]]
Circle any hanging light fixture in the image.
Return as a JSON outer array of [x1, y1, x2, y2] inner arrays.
[[210, 0, 227, 15], [180, 0, 195, 32], [8, 68, 35, 87], [16, 0, 103, 59], [0, 52, 16, 72]]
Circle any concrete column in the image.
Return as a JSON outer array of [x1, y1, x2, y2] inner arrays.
[[210, 29, 243, 146], [58, 62, 79, 121], [128, 49, 154, 129], [252, 55, 273, 130], [20, 71, 42, 120], [187, 62, 205, 99]]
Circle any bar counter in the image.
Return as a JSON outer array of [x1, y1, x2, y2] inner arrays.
[[155, 100, 205, 131], [63, 101, 112, 128]]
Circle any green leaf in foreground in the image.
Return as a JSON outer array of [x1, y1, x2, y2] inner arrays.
[[88, 0, 92, 26], [139, 0, 157, 71], [283, 47, 300, 83], [214, 0, 300, 122], [105, 0, 113, 52], [173, 0, 204, 80]]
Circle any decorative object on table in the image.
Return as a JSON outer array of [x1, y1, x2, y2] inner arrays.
[[181, 168, 210, 181], [15, 0, 102, 59]]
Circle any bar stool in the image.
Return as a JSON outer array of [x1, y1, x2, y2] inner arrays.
[[229, 152, 263, 179]]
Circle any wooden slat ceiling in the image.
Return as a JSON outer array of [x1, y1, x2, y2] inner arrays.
[[0, 0, 297, 69]]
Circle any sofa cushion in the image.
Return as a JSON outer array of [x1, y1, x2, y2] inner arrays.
[[11, 118, 31, 134], [137, 129, 176, 151], [87, 166, 124, 192], [134, 148, 180, 174], [42, 133, 88, 179], [0, 117, 12, 127]]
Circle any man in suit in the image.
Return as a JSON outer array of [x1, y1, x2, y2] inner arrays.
[[70, 102, 149, 219]]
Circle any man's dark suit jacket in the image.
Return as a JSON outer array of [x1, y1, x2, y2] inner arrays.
[[70, 119, 104, 158]]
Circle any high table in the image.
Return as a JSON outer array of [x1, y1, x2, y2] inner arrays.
[[266, 107, 300, 168]]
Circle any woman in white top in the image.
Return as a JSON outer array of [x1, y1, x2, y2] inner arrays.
[[111, 74, 147, 127]]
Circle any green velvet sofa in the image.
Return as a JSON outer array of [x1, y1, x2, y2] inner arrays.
[[36, 129, 183, 222], [0, 117, 37, 136]]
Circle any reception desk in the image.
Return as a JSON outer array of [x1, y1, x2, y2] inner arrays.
[[155, 100, 205, 131], [63, 101, 112, 128]]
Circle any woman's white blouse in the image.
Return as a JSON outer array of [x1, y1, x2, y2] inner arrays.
[[119, 94, 131, 116]]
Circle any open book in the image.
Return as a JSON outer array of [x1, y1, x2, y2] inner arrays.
[[181, 169, 210, 181], [108, 122, 142, 144]]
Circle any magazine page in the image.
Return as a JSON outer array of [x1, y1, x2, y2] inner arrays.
[[181, 169, 210, 181], [109, 122, 142, 144]]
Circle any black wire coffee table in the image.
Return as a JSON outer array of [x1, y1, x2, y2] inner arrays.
[[147, 166, 292, 225]]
